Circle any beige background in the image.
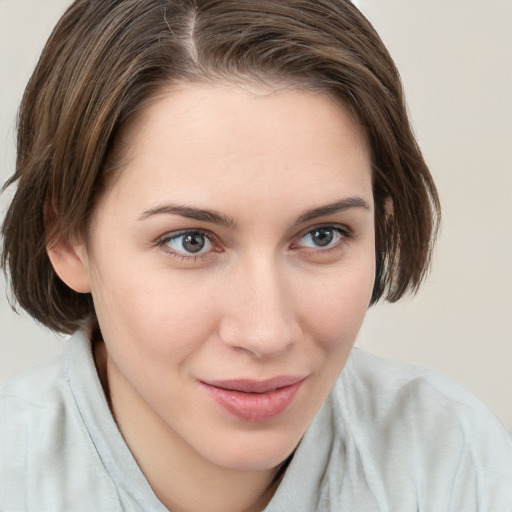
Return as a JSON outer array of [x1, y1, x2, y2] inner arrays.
[[1, 1, 511, 431]]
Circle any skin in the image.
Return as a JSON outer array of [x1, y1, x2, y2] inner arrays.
[[49, 83, 375, 512]]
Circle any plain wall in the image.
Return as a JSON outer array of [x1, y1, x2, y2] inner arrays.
[[1, 1, 511, 430]]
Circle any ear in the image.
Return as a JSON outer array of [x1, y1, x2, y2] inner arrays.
[[47, 238, 92, 293]]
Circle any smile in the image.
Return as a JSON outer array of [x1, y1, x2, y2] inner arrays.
[[200, 376, 306, 422]]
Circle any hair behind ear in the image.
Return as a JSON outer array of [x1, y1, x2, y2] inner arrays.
[[2, 191, 93, 334]]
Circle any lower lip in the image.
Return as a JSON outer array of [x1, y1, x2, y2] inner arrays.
[[201, 381, 304, 422]]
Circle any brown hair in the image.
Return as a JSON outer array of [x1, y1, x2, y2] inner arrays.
[[1, 0, 440, 334]]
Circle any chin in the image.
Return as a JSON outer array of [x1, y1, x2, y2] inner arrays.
[[217, 450, 294, 473], [204, 431, 300, 472]]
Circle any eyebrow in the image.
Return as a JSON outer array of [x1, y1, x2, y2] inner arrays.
[[294, 196, 371, 225], [139, 196, 371, 227], [139, 204, 237, 227]]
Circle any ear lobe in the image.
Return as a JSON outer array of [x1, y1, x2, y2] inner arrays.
[[47, 239, 92, 293]]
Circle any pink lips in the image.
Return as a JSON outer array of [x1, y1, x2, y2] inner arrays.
[[200, 376, 305, 422]]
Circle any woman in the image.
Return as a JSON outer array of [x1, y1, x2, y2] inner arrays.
[[1, 1, 511, 510]]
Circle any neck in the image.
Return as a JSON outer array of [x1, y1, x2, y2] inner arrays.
[[94, 339, 283, 512]]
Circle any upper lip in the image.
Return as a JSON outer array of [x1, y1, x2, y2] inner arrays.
[[201, 375, 306, 394]]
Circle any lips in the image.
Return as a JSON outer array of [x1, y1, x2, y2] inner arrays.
[[200, 376, 306, 422]]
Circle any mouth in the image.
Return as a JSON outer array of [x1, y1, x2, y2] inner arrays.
[[200, 376, 306, 422]]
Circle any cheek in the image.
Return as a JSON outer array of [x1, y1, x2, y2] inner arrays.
[[297, 259, 375, 350], [89, 254, 221, 358]]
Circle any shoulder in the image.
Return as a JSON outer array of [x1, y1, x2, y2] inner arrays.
[[0, 338, 73, 437], [0, 330, 87, 425], [330, 348, 512, 510], [341, 347, 512, 452], [0, 331, 121, 511], [1, 339, 69, 401], [345, 347, 495, 416], [0, 334, 79, 459]]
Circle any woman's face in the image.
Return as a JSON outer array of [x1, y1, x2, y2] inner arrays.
[[77, 83, 375, 471]]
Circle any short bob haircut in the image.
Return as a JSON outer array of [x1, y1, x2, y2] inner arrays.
[[2, 0, 440, 334]]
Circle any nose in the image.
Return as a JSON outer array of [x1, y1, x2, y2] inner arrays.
[[218, 253, 301, 359]]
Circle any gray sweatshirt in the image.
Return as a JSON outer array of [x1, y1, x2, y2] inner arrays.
[[1, 330, 511, 511]]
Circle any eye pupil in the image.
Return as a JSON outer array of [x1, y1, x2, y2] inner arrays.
[[182, 233, 205, 253], [312, 229, 334, 247]]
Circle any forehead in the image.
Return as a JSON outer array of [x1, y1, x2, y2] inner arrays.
[[98, 82, 373, 221]]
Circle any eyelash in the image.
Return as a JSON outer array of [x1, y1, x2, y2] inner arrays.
[[157, 230, 217, 262], [290, 225, 353, 254], [156, 224, 353, 262]]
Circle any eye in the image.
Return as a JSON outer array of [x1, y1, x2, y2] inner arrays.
[[160, 230, 213, 256], [295, 226, 349, 250]]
